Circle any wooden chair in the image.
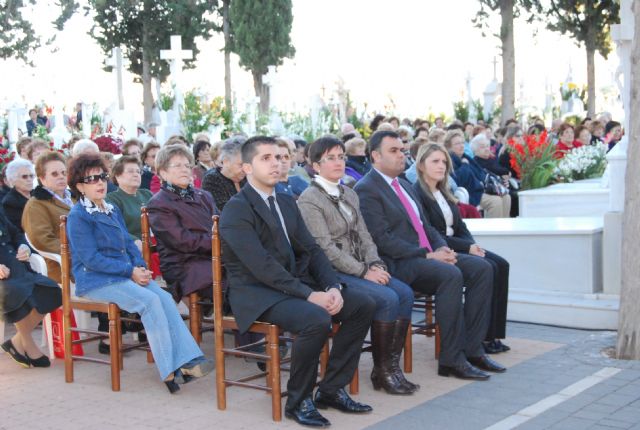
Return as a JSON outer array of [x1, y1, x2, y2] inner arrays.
[[140, 207, 213, 345], [60, 215, 150, 391], [320, 323, 360, 395], [212, 215, 286, 421], [404, 293, 440, 373]]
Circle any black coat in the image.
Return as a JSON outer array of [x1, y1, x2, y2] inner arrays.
[[2, 188, 29, 233], [0, 210, 59, 321], [354, 169, 447, 274], [219, 184, 338, 333], [412, 183, 476, 253]]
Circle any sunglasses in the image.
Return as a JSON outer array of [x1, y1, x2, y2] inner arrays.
[[20, 174, 35, 180], [82, 172, 109, 184]]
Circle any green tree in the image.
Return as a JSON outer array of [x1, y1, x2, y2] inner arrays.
[[542, 0, 620, 117], [229, 0, 295, 114], [59, 1, 219, 124], [474, 1, 541, 125]]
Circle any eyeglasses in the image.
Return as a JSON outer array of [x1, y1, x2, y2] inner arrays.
[[20, 174, 35, 180], [49, 170, 67, 178], [320, 154, 346, 163], [168, 163, 193, 170], [81, 172, 109, 184]]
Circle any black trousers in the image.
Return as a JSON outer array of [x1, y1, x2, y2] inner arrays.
[[393, 254, 493, 367], [259, 287, 375, 410], [482, 250, 509, 340]]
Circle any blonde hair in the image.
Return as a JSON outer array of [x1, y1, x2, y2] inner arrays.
[[344, 137, 367, 155], [428, 128, 446, 144], [443, 129, 464, 150], [415, 143, 457, 204]]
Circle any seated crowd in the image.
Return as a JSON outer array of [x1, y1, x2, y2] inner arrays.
[[0, 111, 622, 427]]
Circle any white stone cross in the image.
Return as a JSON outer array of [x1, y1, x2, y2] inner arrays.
[[160, 35, 193, 112], [106, 47, 128, 110]]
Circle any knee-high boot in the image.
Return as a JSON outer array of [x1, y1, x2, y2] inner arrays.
[[371, 321, 413, 395], [391, 318, 419, 392]]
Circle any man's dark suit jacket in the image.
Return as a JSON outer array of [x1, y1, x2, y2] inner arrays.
[[354, 169, 447, 274], [412, 182, 476, 253], [219, 184, 339, 333]]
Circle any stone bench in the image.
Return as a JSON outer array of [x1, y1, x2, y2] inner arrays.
[[518, 179, 610, 218], [464, 217, 618, 330]]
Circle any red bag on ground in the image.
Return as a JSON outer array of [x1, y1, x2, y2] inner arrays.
[[48, 308, 84, 359]]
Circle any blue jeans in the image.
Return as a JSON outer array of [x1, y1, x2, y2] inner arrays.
[[83, 280, 204, 380], [337, 273, 414, 321]]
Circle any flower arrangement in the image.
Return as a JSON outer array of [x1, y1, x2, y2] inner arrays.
[[93, 135, 123, 154], [34, 124, 51, 141], [180, 91, 230, 142], [560, 82, 579, 102], [159, 87, 175, 111], [507, 131, 558, 190], [0, 146, 16, 173], [555, 143, 607, 182]]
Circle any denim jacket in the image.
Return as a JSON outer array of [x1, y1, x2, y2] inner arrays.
[[67, 201, 146, 296]]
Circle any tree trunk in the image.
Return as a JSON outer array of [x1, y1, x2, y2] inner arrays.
[[616, 0, 640, 360], [586, 35, 597, 117], [252, 70, 270, 115], [223, 0, 232, 117], [141, 25, 153, 125], [500, 0, 515, 126]]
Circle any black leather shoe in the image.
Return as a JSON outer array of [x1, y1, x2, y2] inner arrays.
[[1, 339, 30, 368], [495, 340, 511, 352], [438, 361, 491, 380], [314, 388, 373, 413], [98, 340, 110, 355], [482, 340, 502, 354], [468, 355, 507, 373], [26, 353, 51, 368], [285, 397, 330, 427]]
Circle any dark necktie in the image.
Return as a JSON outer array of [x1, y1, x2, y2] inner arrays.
[[268, 196, 296, 270]]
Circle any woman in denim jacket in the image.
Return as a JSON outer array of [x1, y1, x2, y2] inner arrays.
[[66, 153, 213, 394]]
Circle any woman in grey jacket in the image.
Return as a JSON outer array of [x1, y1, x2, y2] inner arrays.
[[298, 135, 417, 395]]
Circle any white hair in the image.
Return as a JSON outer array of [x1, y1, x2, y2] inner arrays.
[[5, 158, 35, 187], [72, 139, 100, 157], [469, 134, 490, 155]]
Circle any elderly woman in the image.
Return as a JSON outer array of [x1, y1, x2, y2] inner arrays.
[[27, 139, 50, 164], [446, 131, 510, 218], [140, 141, 161, 190], [71, 139, 99, 158], [413, 143, 511, 354], [66, 153, 213, 393], [192, 140, 214, 186], [147, 145, 218, 301], [1, 209, 60, 368], [343, 137, 370, 185], [201, 142, 246, 211], [22, 152, 73, 282], [274, 139, 308, 198], [554, 123, 583, 159], [2, 159, 35, 232], [298, 136, 417, 395], [121, 139, 143, 159]]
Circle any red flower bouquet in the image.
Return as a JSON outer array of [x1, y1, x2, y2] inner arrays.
[[506, 131, 557, 190]]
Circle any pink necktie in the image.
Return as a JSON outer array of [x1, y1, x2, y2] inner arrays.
[[391, 178, 432, 252]]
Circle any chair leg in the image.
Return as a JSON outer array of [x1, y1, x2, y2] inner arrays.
[[268, 325, 282, 422], [63, 307, 73, 383], [404, 321, 413, 373], [108, 305, 121, 392], [215, 323, 226, 411], [319, 341, 329, 378], [189, 293, 202, 344], [349, 368, 359, 395], [435, 324, 441, 360]]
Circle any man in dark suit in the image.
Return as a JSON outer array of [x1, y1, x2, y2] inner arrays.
[[355, 130, 506, 381], [220, 136, 376, 427]]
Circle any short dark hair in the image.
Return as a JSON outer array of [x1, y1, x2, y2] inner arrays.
[[241, 135, 277, 164], [309, 135, 345, 164], [35, 151, 66, 179], [605, 120, 621, 135], [111, 155, 141, 186], [67, 153, 107, 197], [193, 139, 211, 163], [140, 141, 161, 166], [122, 139, 142, 155], [368, 130, 400, 154], [370, 114, 386, 132], [28, 109, 37, 116], [341, 132, 356, 143], [446, 123, 464, 131], [293, 139, 307, 149]]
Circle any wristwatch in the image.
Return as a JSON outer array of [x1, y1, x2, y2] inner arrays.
[[325, 283, 344, 292]]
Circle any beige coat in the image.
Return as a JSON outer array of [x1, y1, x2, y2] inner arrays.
[[298, 181, 384, 277]]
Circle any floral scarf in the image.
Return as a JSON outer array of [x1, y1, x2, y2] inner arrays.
[[161, 181, 195, 200], [80, 196, 114, 215]]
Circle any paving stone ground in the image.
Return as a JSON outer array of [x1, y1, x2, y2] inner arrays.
[[1, 319, 638, 430]]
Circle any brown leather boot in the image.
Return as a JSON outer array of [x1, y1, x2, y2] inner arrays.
[[370, 321, 413, 395], [390, 318, 419, 393]]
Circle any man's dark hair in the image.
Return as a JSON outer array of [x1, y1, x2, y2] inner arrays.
[[446, 123, 464, 131], [241, 135, 277, 164], [368, 130, 400, 154], [293, 139, 307, 149], [309, 135, 345, 165], [341, 132, 356, 143]]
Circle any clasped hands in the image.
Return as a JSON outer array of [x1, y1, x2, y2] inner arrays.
[[427, 246, 458, 264], [0, 245, 32, 279], [364, 265, 391, 285], [131, 266, 153, 286], [307, 288, 344, 316]]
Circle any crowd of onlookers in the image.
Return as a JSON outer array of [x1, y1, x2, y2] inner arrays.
[[0, 110, 623, 426]]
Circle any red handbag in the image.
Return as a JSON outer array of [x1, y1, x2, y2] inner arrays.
[[47, 307, 84, 358]]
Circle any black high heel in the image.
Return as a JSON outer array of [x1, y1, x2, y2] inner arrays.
[[1, 340, 30, 368], [164, 378, 180, 394]]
